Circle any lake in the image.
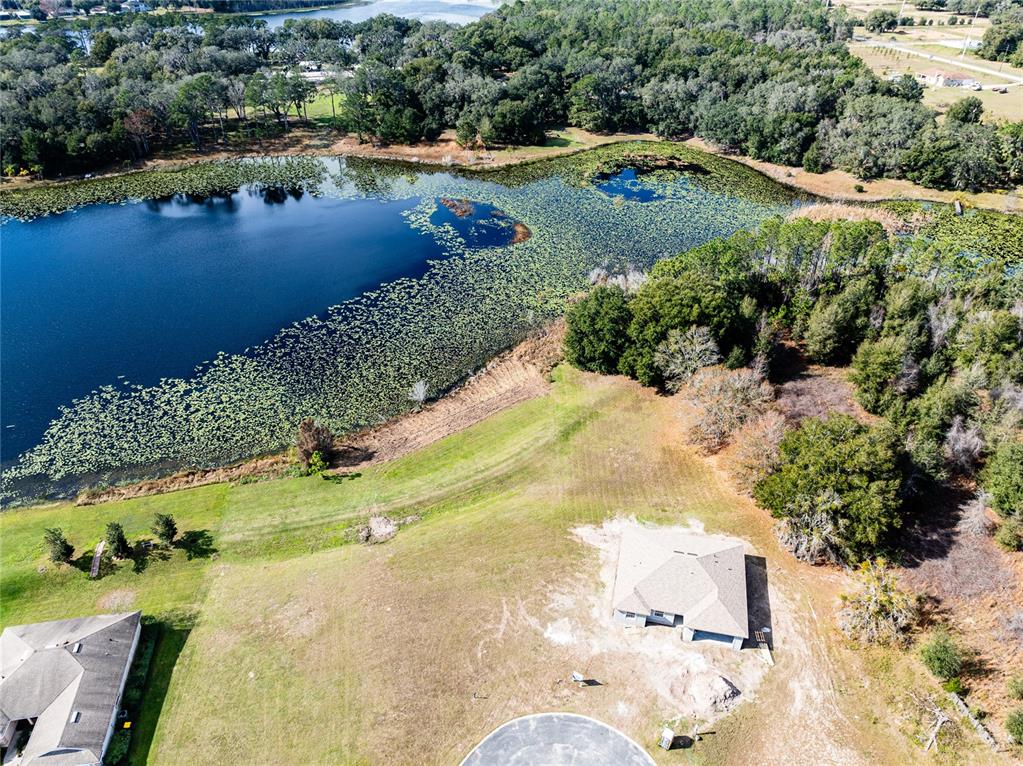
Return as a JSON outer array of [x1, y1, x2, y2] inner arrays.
[[253, 0, 500, 28], [0, 148, 802, 501]]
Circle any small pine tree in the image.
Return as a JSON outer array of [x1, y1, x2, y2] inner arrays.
[[838, 558, 918, 645], [1007, 675, 1023, 701], [43, 528, 74, 564], [1006, 709, 1023, 743], [151, 513, 177, 546], [105, 522, 132, 559]]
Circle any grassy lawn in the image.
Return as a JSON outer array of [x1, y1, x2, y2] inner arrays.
[[0, 366, 1006, 765]]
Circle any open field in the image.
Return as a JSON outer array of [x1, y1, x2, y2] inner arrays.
[[2, 364, 1014, 765]]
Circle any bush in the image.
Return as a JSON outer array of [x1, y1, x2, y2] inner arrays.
[[104, 729, 131, 766], [296, 417, 334, 470], [564, 285, 631, 375], [865, 8, 898, 32], [1006, 709, 1023, 743], [43, 528, 74, 564], [838, 558, 918, 645], [306, 450, 328, 476], [754, 415, 904, 563], [653, 326, 720, 392], [920, 628, 963, 681], [982, 441, 1023, 517], [726, 411, 787, 493], [685, 367, 772, 452], [995, 518, 1023, 551], [1008, 676, 1023, 701], [943, 677, 964, 694]]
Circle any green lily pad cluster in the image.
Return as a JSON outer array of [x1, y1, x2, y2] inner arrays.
[[1, 143, 802, 503]]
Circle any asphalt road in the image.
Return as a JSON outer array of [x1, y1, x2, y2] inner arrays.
[[460, 713, 657, 766]]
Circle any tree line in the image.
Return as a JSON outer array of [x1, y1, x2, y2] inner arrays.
[[2, 0, 1021, 190], [565, 213, 1022, 565]]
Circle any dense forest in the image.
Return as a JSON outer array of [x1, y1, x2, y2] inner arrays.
[[2, 0, 1021, 190], [565, 210, 1023, 564]]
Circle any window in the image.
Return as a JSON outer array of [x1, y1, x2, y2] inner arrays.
[[70, 711, 81, 723], [652, 611, 664, 617], [625, 612, 636, 619], [72, 642, 82, 654]]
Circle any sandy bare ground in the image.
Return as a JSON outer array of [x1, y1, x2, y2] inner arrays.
[[76, 322, 565, 506], [684, 137, 1022, 214]]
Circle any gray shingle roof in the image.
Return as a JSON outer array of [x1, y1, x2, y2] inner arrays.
[[612, 527, 748, 639], [0, 612, 141, 766]]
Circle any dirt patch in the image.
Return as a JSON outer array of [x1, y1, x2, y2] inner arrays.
[[511, 222, 532, 244], [439, 197, 475, 217], [772, 352, 875, 426], [96, 588, 136, 611]]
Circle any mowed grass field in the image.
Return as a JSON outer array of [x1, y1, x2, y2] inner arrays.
[[0, 367, 1003, 765]]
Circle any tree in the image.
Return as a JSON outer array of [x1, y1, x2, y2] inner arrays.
[[983, 441, 1023, 516], [653, 326, 721, 392], [43, 528, 74, 564], [105, 522, 131, 559], [726, 411, 786, 493], [865, 9, 899, 33], [945, 96, 983, 124], [485, 99, 544, 146], [151, 513, 178, 546], [919, 628, 964, 681], [805, 278, 877, 364], [564, 285, 632, 375], [850, 335, 918, 414], [296, 417, 334, 469], [685, 367, 773, 452], [754, 415, 904, 563], [838, 558, 918, 645]]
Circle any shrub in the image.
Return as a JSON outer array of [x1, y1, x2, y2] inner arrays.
[[776, 490, 844, 564], [838, 559, 918, 645], [943, 677, 964, 694], [920, 628, 963, 681], [685, 367, 773, 452], [653, 326, 720, 392], [982, 441, 1023, 517], [43, 528, 74, 565], [754, 415, 904, 563], [105, 522, 132, 560], [1008, 676, 1023, 701], [995, 518, 1023, 551], [726, 411, 787, 493], [296, 417, 334, 470], [1006, 709, 1023, 743], [563, 285, 631, 374], [104, 729, 131, 766], [865, 8, 898, 32], [306, 451, 328, 476], [151, 513, 177, 546]]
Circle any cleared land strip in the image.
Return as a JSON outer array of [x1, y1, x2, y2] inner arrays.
[[855, 42, 1023, 85]]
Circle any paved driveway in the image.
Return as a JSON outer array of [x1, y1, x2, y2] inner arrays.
[[460, 713, 656, 766]]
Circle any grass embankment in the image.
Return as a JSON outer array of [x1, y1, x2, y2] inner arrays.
[[0, 367, 1006, 765]]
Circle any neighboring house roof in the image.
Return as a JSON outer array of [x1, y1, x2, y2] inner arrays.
[[0, 612, 141, 766], [613, 528, 748, 639]]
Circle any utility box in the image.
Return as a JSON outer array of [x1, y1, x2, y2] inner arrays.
[[659, 727, 674, 750]]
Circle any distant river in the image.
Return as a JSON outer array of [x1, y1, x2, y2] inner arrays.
[[252, 0, 500, 28]]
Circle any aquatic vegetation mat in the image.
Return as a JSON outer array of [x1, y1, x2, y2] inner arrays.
[[2, 143, 804, 502]]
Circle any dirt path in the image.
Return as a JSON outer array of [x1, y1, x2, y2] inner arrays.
[[76, 322, 565, 506]]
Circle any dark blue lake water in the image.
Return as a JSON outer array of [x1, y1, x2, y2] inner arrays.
[[1, 189, 505, 461], [255, 0, 498, 28]]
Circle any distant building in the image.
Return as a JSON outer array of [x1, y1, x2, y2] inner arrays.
[[612, 527, 749, 650], [0, 612, 142, 766], [120, 1, 150, 12], [920, 69, 979, 88]]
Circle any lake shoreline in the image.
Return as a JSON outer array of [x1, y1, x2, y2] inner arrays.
[[3, 128, 1019, 216]]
